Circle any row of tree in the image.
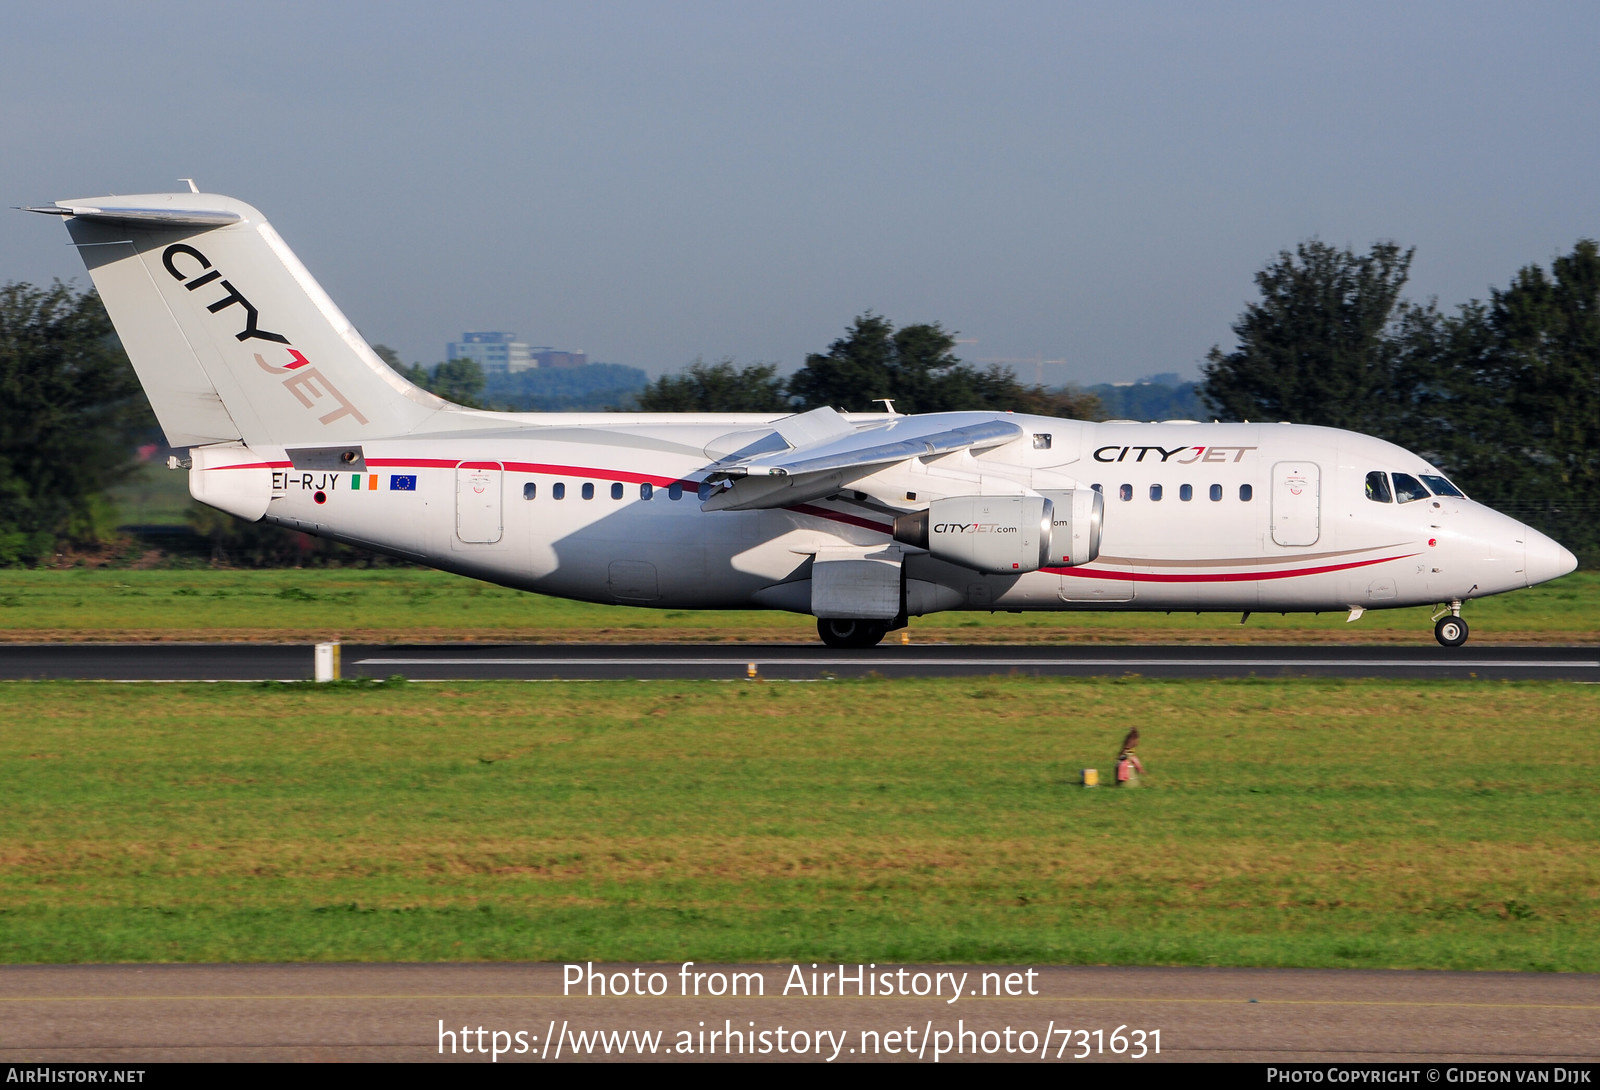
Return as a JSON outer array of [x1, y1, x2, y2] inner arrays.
[[375, 348, 652, 412], [0, 282, 149, 565], [372, 315, 1112, 420], [372, 346, 490, 408], [484, 363, 648, 411], [0, 236, 1593, 565], [636, 312, 1102, 420], [1201, 239, 1599, 559]]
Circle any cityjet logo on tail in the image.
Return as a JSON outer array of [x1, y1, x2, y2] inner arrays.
[[161, 243, 368, 427], [1094, 445, 1258, 464]]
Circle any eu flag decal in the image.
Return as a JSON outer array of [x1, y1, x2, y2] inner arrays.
[[389, 475, 417, 491]]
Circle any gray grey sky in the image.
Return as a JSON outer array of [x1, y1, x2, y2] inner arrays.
[[3, 1, 1596, 383]]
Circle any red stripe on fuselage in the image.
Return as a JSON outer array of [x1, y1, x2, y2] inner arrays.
[[364, 457, 679, 487], [211, 457, 1408, 583], [214, 457, 686, 487], [223, 455, 894, 531], [358, 459, 895, 530], [787, 503, 893, 533], [1046, 553, 1419, 583]]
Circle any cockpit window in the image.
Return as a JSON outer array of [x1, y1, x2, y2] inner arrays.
[[1364, 471, 1392, 503], [1420, 474, 1465, 498], [1392, 472, 1429, 503]]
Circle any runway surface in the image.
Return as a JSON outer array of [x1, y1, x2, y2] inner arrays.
[[2, 963, 1595, 1063], [1, 642, 1596, 681]]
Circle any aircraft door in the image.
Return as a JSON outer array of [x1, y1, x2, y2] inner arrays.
[[456, 461, 504, 544], [1271, 461, 1320, 546]]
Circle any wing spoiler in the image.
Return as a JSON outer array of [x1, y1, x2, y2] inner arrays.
[[702, 416, 1023, 511]]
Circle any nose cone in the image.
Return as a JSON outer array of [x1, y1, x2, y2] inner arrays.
[[1523, 525, 1578, 587]]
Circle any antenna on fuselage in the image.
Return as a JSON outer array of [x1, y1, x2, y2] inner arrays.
[[178, 178, 200, 194]]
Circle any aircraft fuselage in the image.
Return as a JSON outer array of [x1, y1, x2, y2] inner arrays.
[[205, 413, 1562, 619]]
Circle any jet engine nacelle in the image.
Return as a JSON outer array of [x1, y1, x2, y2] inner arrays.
[[894, 495, 1053, 574], [892, 490, 1103, 575], [1039, 487, 1104, 568]]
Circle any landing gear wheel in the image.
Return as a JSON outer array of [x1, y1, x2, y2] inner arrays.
[[1434, 615, 1469, 648], [816, 618, 889, 649]]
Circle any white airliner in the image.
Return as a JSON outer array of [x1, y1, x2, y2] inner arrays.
[[30, 191, 1577, 647]]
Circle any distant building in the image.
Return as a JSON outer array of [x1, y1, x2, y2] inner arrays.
[[529, 348, 588, 369], [445, 333, 587, 373], [447, 332, 533, 374]]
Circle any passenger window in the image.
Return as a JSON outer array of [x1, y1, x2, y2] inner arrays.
[[1032, 433, 1052, 450], [1179, 483, 1192, 502], [611, 482, 624, 500], [1209, 484, 1222, 502], [1119, 483, 1133, 502], [1091, 483, 1102, 493], [582, 482, 595, 500], [1420, 474, 1465, 498], [1239, 484, 1253, 501], [523, 482, 537, 500], [1149, 484, 1162, 501], [668, 483, 683, 501], [640, 483, 653, 500], [552, 482, 566, 500], [1392, 473, 1429, 503], [1365, 471, 1392, 503]]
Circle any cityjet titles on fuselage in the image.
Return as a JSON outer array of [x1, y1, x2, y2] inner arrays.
[[1093, 445, 1258, 464]]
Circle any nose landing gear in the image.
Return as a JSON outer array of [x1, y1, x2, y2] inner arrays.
[[1433, 601, 1468, 647]]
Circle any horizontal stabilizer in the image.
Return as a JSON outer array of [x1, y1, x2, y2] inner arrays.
[[26, 202, 242, 227]]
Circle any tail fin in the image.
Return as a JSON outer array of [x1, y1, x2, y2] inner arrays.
[[34, 192, 445, 447]]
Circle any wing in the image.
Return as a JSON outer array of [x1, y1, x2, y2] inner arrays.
[[701, 410, 1023, 511]]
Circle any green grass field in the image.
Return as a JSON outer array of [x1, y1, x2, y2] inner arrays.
[[0, 567, 1593, 644], [2, 677, 1595, 969]]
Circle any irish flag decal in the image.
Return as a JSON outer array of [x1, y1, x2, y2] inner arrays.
[[351, 474, 379, 490]]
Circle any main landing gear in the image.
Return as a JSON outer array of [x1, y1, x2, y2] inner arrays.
[[1433, 601, 1469, 648], [816, 618, 889, 649]]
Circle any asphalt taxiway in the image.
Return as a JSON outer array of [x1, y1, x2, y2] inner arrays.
[[0, 642, 1595, 682]]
